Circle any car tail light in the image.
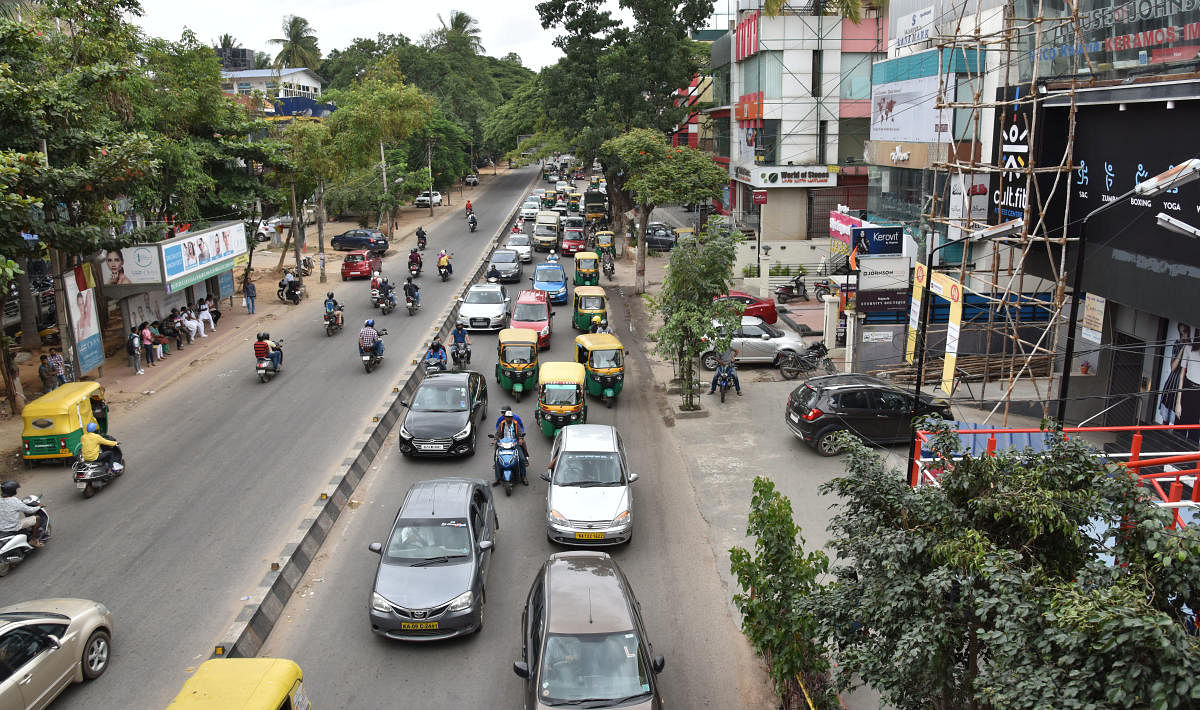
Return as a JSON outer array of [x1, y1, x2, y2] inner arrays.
[[802, 408, 823, 421]]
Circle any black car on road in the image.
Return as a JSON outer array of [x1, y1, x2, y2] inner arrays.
[[398, 371, 488, 457], [487, 249, 524, 283], [368, 478, 496, 641], [786, 374, 951, 456], [330, 228, 388, 253]]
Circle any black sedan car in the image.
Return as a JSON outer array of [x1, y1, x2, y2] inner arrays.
[[331, 228, 388, 253], [368, 478, 496, 641], [643, 223, 678, 251], [399, 371, 488, 457], [487, 249, 524, 283], [785, 373, 952, 456]]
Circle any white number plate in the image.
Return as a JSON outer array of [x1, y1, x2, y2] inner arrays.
[[362, 356, 370, 361], [789, 412, 800, 424], [76, 482, 87, 489], [418, 444, 445, 451]]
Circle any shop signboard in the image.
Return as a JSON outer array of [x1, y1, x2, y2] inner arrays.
[[858, 256, 911, 312], [895, 5, 935, 48], [870, 74, 950, 144], [101, 245, 162, 285], [852, 226, 904, 255], [734, 163, 837, 188], [948, 173, 990, 240], [752, 189, 768, 205], [989, 85, 1035, 224], [829, 211, 862, 256], [1081, 292, 1106, 344]]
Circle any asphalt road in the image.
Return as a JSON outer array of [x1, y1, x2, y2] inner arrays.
[[0, 167, 540, 708], [259, 245, 772, 707]]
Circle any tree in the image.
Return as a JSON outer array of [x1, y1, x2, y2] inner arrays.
[[731, 477, 838, 710], [805, 423, 1200, 709], [269, 15, 321, 69], [319, 33, 410, 90], [435, 9, 484, 54], [253, 51, 271, 69], [215, 33, 239, 50], [598, 128, 728, 293], [763, 0, 867, 24], [482, 78, 542, 157], [0, 254, 25, 413]]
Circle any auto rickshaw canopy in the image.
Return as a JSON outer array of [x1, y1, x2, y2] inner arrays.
[[167, 658, 308, 709]]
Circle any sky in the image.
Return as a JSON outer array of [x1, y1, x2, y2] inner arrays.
[[130, 0, 737, 72]]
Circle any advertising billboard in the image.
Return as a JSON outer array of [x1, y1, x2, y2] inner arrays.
[[102, 245, 162, 285], [64, 277, 103, 375], [870, 74, 950, 144], [161, 222, 247, 293]]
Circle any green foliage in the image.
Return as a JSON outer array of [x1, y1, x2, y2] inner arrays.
[[269, 15, 321, 69], [319, 34, 411, 91], [804, 422, 1200, 709], [325, 71, 432, 173], [762, 0, 871, 24], [482, 78, 543, 156], [742, 264, 759, 278], [731, 477, 838, 709], [769, 262, 805, 277]]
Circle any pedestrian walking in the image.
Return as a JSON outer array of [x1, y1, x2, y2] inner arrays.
[[140, 321, 156, 367], [37, 355, 57, 393], [198, 299, 216, 331], [47, 348, 65, 385], [244, 280, 256, 314], [127, 327, 143, 374]]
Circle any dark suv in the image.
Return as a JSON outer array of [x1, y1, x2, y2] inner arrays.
[[514, 551, 665, 709], [330, 228, 388, 253], [786, 374, 951, 456]]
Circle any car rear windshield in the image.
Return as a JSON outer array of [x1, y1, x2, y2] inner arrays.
[[385, 520, 470, 562], [794, 385, 818, 410], [539, 632, 650, 703], [465, 289, 504, 304], [513, 304, 547, 322], [535, 266, 565, 281], [411, 382, 470, 411], [554, 451, 623, 485], [345, 254, 364, 263], [491, 251, 518, 263]]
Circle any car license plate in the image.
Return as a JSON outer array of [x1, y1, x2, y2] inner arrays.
[[400, 621, 439, 630], [76, 482, 87, 489], [575, 532, 605, 540], [418, 444, 445, 451], [789, 412, 800, 424]]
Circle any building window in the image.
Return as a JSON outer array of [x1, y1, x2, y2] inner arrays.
[[715, 121, 731, 158], [760, 51, 783, 100], [713, 65, 730, 107], [837, 117, 869, 164], [757, 119, 781, 165], [237, 82, 251, 91], [742, 55, 759, 97], [265, 81, 277, 90], [220, 82, 234, 91], [839, 53, 876, 100], [812, 51, 822, 97], [817, 121, 828, 165]]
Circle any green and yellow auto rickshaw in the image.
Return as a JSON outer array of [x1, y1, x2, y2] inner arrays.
[[541, 192, 557, 209], [568, 193, 582, 212], [571, 286, 608, 331], [495, 328, 540, 402], [592, 230, 615, 258], [167, 658, 311, 710], [573, 251, 600, 286], [575, 333, 625, 408], [534, 362, 588, 436], [21, 381, 109, 465]]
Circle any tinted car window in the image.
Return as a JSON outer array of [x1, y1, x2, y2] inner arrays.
[[739, 323, 766, 338], [837, 390, 872, 409], [411, 382, 470, 411], [385, 520, 470, 561], [877, 391, 909, 411], [793, 385, 818, 409], [0, 627, 49, 679], [345, 254, 364, 263], [491, 252, 518, 263], [539, 632, 651, 704]]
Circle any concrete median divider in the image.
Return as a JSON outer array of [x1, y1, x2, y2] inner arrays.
[[212, 174, 536, 659]]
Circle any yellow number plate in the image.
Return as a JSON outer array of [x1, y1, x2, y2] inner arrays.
[[575, 532, 605, 540], [400, 621, 439, 630]]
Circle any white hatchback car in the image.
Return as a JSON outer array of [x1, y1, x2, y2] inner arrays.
[[520, 200, 540, 220], [542, 425, 637, 546], [504, 233, 533, 262]]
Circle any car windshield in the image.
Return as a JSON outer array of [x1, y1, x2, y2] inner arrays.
[[345, 254, 364, 263], [513, 303, 547, 321], [507, 235, 530, 246], [534, 225, 557, 237], [576, 258, 597, 270], [465, 289, 504, 305], [539, 632, 650, 704], [523, 202, 539, 209], [535, 266, 565, 282], [590, 349, 622, 369], [553, 451, 624, 485], [410, 382, 470, 411], [385, 520, 470, 562], [491, 251, 518, 264], [502, 344, 536, 364], [542, 384, 579, 406], [579, 295, 604, 310], [564, 230, 585, 240]]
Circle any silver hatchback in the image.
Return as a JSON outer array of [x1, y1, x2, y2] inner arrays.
[[542, 425, 637, 546], [700, 315, 808, 370]]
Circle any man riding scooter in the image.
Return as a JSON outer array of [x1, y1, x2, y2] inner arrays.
[[408, 248, 423, 275], [437, 250, 453, 277], [0, 481, 44, 547], [415, 226, 427, 250], [254, 332, 283, 370], [81, 421, 123, 474], [467, 212, 478, 232], [493, 409, 529, 485]]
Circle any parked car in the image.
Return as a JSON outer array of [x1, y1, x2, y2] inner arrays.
[[531, 262, 569, 305], [0, 598, 114, 707], [398, 371, 489, 457], [511, 289, 553, 349], [714, 291, 779, 324], [457, 283, 511, 331], [415, 191, 443, 207], [543, 424, 636, 546], [785, 374, 952, 456], [368, 478, 496, 640], [330, 228, 388, 253], [700, 316, 807, 370], [520, 200, 541, 221], [340, 249, 382, 280], [487, 249, 523, 283], [514, 551, 665, 709], [504, 233, 533, 262], [464, 174, 479, 186], [643, 223, 678, 251]]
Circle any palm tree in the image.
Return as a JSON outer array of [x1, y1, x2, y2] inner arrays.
[[437, 10, 484, 55], [762, 0, 870, 24], [216, 33, 241, 50], [268, 14, 321, 69], [254, 51, 272, 70]]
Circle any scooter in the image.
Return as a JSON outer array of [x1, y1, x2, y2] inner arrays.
[[488, 433, 523, 497], [360, 329, 388, 373], [409, 261, 421, 278], [774, 275, 809, 304], [256, 340, 283, 383], [0, 496, 49, 576], [451, 342, 471, 369], [406, 294, 420, 316], [468, 217, 478, 233], [438, 263, 450, 282], [602, 253, 615, 281], [416, 232, 427, 250], [423, 355, 447, 376], [324, 306, 344, 336], [72, 443, 124, 499], [375, 291, 395, 316]]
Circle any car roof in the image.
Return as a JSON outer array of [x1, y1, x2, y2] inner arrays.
[[399, 477, 482, 519], [558, 423, 618, 451], [516, 289, 548, 303], [423, 370, 471, 384], [546, 551, 634, 634], [491, 249, 518, 258], [468, 283, 504, 293], [722, 291, 760, 301], [345, 249, 372, 255], [805, 373, 896, 390]]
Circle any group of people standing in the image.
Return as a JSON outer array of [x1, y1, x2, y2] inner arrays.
[[126, 298, 221, 375]]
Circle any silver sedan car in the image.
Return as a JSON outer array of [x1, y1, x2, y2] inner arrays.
[[700, 315, 808, 370], [456, 283, 510, 331], [0, 598, 113, 709]]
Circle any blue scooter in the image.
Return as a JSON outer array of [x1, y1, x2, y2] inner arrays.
[[488, 433, 524, 497]]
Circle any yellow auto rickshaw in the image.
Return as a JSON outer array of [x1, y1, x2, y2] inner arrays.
[[496, 328, 540, 402], [592, 231, 615, 258], [167, 658, 310, 709], [572, 286, 608, 331], [568, 193, 582, 212], [21, 381, 108, 465], [573, 251, 599, 286], [534, 362, 587, 436], [575, 333, 625, 408]]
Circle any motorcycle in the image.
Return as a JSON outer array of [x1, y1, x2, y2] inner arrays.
[[778, 342, 837, 380], [277, 280, 301, 305], [361, 328, 388, 373], [774, 275, 809, 304], [0, 496, 49, 576], [438, 263, 450, 282], [375, 291, 396, 316], [324, 306, 344, 337], [451, 342, 471, 369], [601, 253, 615, 281], [284, 256, 315, 278], [71, 442, 124, 499], [406, 294, 420, 316], [409, 261, 421, 278], [256, 340, 283, 383], [468, 217, 478, 233], [488, 433, 523, 497], [714, 364, 735, 403], [423, 354, 447, 376], [416, 232, 427, 250]]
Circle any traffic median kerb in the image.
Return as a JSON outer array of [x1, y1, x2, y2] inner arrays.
[[210, 172, 537, 660]]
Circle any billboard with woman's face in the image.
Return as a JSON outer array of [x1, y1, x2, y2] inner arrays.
[[103, 246, 162, 284], [1156, 320, 1200, 443], [161, 223, 247, 280]]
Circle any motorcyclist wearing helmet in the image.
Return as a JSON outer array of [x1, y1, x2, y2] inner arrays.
[[511, 223, 521, 234], [437, 250, 453, 275], [415, 226, 427, 249], [81, 421, 122, 471], [467, 212, 478, 230], [424, 336, 448, 366], [408, 248, 422, 274], [377, 277, 396, 308], [464, 199, 472, 216], [0, 481, 43, 546], [403, 276, 420, 306], [486, 263, 501, 282], [359, 319, 383, 357], [588, 315, 611, 334], [324, 292, 343, 327], [253, 332, 283, 370], [493, 409, 529, 485]]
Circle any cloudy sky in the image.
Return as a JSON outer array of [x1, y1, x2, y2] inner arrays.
[[131, 0, 736, 72]]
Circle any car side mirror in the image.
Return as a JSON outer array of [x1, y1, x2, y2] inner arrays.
[[761, 333, 770, 340], [629, 473, 639, 483], [513, 661, 530, 678], [400, 401, 410, 408], [540, 471, 551, 482], [504, 298, 510, 303], [550, 311, 556, 317], [368, 542, 383, 554], [457, 297, 464, 302], [45, 635, 61, 650], [479, 540, 494, 551], [487, 433, 495, 439], [652, 655, 666, 673]]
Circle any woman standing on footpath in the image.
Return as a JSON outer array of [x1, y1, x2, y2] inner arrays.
[[139, 322, 156, 367]]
